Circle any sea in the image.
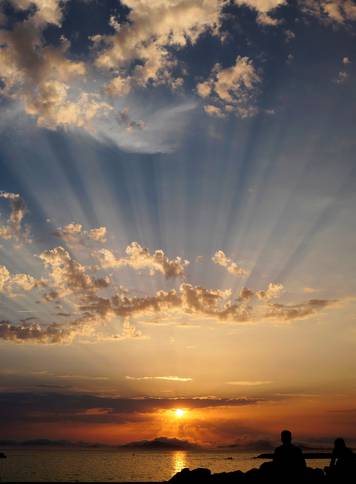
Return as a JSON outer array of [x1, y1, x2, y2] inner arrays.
[[0, 448, 329, 482]]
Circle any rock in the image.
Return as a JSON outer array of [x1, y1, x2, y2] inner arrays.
[[211, 470, 244, 483], [169, 467, 211, 483], [169, 462, 356, 484]]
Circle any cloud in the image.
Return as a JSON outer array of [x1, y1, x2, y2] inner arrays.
[[0, 272, 339, 344], [226, 380, 273, 386], [285, 29, 296, 41], [265, 298, 336, 321], [197, 56, 261, 118], [53, 223, 107, 245], [0, 313, 144, 345], [256, 282, 284, 300], [300, 0, 356, 24], [0, 391, 262, 425], [10, 0, 65, 27], [0, 191, 28, 241], [80, 283, 242, 324], [79, 281, 325, 327], [38, 246, 110, 299], [239, 287, 255, 301], [212, 250, 248, 276], [109, 319, 145, 341], [94, 0, 223, 93], [0, 320, 73, 344], [335, 71, 348, 84], [116, 108, 145, 132], [0, 15, 110, 130], [125, 376, 193, 382], [0, 265, 39, 295], [233, 0, 286, 25], [95, 242, 189, 278], [0, 192, 342, 345]]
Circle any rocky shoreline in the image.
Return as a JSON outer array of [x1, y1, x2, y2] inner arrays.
[[168, 463, 353, 483]]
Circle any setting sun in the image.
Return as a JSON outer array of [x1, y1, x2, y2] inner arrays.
[[174, 409, 186, 418]]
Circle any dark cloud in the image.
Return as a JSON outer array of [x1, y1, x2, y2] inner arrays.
[[0, 320, 74, 343], [265, 299, 336, 321], [0, 391, 262, 425]]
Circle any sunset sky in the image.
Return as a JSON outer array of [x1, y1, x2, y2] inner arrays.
[[1, 0, 356, 448]]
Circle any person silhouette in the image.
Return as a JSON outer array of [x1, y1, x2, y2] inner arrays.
[[326, 438, 355, 481], [273, 430, 306, 479]]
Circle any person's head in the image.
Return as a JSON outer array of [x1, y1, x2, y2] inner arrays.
[[281, 430, 292, 445], [334, 438, 346, 451]]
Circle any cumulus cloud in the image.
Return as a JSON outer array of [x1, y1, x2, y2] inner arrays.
[[95, 242, 189, 278], [0, 320, 73, 344], [79, 281, 303, 326], [0, 14, 110, 130], [0, 191, 28, 241], [0, 311, 144, 344], [212, 250, 248, 276], [300, 0, 356, 24], [94, 0, 223, 93], [0, 192, 341, 345], [53, 223, 107, 245], [256, 282, 284, 300], [239, 287, 255, 301], [39, 246, 110, 299], [0, 265, 38, 295], [196, 56, 261, 118], [79, 283, 240, 323], [10, 0, 65, 26], [233, 0, 286, 25], [0, 272, 339, 344]]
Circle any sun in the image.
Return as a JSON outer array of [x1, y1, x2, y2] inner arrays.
[[174, 408, 186, 418]]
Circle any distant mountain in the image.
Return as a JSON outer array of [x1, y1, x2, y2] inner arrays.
[[0, 439, 107, 448], [0, 436, 200, 450], [120, 437, 200, 450]]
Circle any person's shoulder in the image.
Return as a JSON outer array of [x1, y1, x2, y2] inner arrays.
[[289, 444, 303, 455]]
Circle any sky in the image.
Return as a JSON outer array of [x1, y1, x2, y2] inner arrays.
[[0, 0, 356, 448]]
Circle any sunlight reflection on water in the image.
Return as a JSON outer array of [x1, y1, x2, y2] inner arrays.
[[172, 451, 187, 475], [0, 449, 329, 482]]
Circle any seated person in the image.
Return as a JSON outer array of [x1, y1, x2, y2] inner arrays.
[[326, 438, 355, 480], [273, 430, 306, 476], [330, 438, 354, 468]]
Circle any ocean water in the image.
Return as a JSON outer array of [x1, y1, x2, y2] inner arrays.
[[0, 448, 329, 482]]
